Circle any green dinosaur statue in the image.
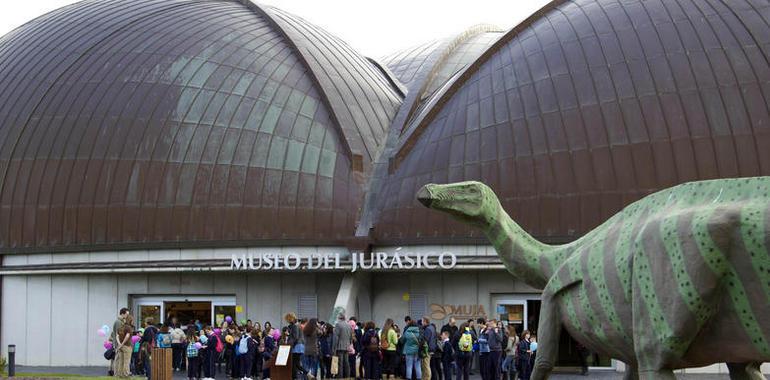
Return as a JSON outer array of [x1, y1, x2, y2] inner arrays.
[[417, 178, 770, 380]]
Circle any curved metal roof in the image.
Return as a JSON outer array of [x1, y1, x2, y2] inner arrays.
[[372, 0, 770, 244], [0, 0, 400, 253]]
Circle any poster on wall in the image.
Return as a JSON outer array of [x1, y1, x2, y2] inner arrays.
[[216, 314, 224, 326], [276, 345, 291, 366]]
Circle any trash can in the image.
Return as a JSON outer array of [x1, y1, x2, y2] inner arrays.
[[151, 347, 172, 380]]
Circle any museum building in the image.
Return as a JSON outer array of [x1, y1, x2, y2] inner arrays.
[[0, 0, 769, 373]]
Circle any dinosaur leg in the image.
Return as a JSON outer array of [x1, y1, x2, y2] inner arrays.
[[622, 364, 639, 380], [726, 362, 765, 380], [530, 292, 561, 380]]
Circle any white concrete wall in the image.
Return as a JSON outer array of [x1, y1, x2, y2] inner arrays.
[[1, 272, 342, 366]]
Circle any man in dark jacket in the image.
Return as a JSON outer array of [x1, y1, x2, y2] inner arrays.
[[485, 320, 504, 380], [423, 317, 442, 380], [439, 331, 454, 380]]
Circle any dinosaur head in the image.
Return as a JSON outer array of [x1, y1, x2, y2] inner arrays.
[[416, 181, 500, 228]]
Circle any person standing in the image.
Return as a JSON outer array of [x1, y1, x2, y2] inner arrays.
[[454, 323, 474, 380], [303, 318, 322, 380], [438, 331, 454, 380], [477, 322, 490, 380], [286, 312, 306, 380], [402, 320, 423, 380], [140, 318, 158, 379], [110, 308, 130, 375], [516, 331, 532, 380], [380, 319, 398, 380], [502, 326, 519, 380], [360, 321, 381, 380], [171, 323, 186, 372], [332, 313, 353, 379], [319, 323, 334, 379], [421, 317, 437, 380], [485, 321, 503, 380], [186, 332, 200, 380], [114, 324, 133, 378]]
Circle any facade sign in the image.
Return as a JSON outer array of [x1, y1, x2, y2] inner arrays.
[[231, 251, 457, 272], [429, 303, 487, 320]]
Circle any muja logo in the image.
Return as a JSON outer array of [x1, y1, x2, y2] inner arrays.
[[429, 304, 487, 320]]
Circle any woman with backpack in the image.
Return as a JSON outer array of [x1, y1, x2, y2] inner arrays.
[[360, 321, 381, 380], [454, 323, 474, 380], [502, 325, 519, 380], [187, 333, 201, 380], [400, 320, 423, 380], [380, 319, 398, 380]]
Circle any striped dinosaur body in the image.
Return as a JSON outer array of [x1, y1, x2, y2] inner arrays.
[[417, 177, 770, 380]]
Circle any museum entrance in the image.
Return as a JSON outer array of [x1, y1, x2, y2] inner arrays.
[[496, 297, 612, 369], [132, 295, 236, 327]]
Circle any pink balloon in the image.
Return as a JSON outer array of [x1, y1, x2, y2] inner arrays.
[[104, 341, 113, 350], [97, 329, 106, 337], [131, 335, 141, 344], [194, 342, 202, 349]]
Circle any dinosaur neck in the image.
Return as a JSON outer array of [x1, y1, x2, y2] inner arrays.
[[482, 204, 554, 289]]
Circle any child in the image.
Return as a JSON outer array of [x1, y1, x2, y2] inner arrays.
[[439, 331, 454, 380], [131, 332, 142, 375], [187, 335, 201, 380]]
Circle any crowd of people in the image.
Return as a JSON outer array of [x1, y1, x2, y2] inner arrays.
[[107, 308, 543, 380]]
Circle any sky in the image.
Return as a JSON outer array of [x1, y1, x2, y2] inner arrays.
[[0, 0, 550, 58]]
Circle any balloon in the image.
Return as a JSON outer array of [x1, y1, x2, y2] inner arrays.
[[104, 341, 113, 350], [194, 342, 202, 349], [225, 316, 233, 323], [225, 335, 234, 344], [97, 329, 106, 337], [240, 319, 247, 325], [102, 325, 111, 332], [200, 335, 208, 344], [530, 342, 538, 352], [131, 335, 141, 344]]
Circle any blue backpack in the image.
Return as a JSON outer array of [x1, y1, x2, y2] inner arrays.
[[239, 336, 250, 355]]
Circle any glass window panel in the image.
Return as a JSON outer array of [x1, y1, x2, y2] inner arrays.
[[233, 72, 256, 96], [259, 105, 281, 134], [284, 140, 304, 171], [215, 95, 243, 128], [291, 115, 312, 142], [285, 89, 305, 113], [173, 87, 198, 121], [241, 100, 265, 131], [175, 57, 205, 85], [266, 136, 287, 169], [301, 144, 320, 174], [318, 149, 336, 178], [308, 121, 326, 147], [200, 92, 228, 125], [189, 61, 218, 88], [299, 95, 319, 118], [184, 89, 214, 124]]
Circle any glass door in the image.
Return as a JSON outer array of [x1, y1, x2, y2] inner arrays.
[[213, 300, 236, 328], [136, 302, 163, 326]]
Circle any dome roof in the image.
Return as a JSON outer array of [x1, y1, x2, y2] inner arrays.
[[371, 0, 770, 243], [0, 0, 401, 252]]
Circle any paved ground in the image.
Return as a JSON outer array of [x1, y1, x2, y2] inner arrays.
[[13, 366, 770, 379]]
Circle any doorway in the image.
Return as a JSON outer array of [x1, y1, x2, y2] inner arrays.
[[132, 295, 236, 327], [164, 301, 212, 325], [496, 296, 613, 369]]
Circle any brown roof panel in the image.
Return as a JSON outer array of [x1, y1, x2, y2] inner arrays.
[[0, 0, 399, 253], [370, 0, 770, 244]]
